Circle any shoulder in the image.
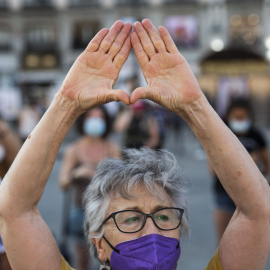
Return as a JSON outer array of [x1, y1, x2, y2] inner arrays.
[[204, 249, 223, 270]]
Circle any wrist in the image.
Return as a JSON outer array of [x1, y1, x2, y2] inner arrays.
[[178, 95, 211, 124], [53, 92, 82, 123]]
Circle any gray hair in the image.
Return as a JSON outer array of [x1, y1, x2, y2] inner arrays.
[[83, 147, 189, 259]]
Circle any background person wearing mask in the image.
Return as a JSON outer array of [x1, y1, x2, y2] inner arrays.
[[210, 97, 270, 242], [59, 106, 120, 270]]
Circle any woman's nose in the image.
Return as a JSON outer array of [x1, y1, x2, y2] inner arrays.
[[141, 217, 161, 236]]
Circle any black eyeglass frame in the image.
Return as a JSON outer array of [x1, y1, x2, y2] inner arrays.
[[102, 207, 185, 233]]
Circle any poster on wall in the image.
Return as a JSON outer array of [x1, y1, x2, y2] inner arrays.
[[216, 77, 249, 119], [164, 15, 198, 49]]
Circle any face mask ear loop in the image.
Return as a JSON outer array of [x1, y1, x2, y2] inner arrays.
[[103, 236, 120, 254]]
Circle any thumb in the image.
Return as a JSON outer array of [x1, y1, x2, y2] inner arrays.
[[130, 87, 154, 104], [105, 89, 130, 106]]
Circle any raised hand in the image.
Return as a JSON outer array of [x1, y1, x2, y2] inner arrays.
[[130, 19, 202, 115], [59, 21, 132, 111]]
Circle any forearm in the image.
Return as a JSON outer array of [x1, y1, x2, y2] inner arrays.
[[183, 95, 270, 218], [0, 93, 81, 217]]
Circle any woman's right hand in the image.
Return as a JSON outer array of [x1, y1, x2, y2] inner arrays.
[[59, 21, 132, 112]]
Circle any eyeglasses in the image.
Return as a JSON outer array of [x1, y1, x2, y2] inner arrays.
[[102, 207, 184, 233]]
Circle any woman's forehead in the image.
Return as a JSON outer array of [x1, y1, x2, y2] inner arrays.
[[107, 183, 173, 214]]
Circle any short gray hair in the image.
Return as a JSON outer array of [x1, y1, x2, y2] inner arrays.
[[83, 147, 189, 259]]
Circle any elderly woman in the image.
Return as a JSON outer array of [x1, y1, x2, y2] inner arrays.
[[0, 19, 269, 270]]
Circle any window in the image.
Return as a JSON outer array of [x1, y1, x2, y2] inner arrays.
[[73, 21, 100, 49], [69, 0, 99, 7], [24, 25, 57, 52], [0, 25, 11, 51], [0, 0, 8, 9], [23, 0, 53, 8], [230, 13, 261, 46]]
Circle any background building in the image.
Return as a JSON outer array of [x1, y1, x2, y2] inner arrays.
[[0, 0, 270, 124]]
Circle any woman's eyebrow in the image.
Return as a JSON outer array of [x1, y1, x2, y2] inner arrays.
[[122, 204, 168, 212]]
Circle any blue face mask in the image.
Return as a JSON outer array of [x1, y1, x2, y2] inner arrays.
[[83, 117, 106, 138], [102, 234, 180, 270], [229, 119, 251, 134]]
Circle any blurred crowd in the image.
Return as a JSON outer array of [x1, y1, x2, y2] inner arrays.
[[0, 68, 269, 270]]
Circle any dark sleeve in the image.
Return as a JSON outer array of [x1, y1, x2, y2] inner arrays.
[[250, 128, 267, 149]]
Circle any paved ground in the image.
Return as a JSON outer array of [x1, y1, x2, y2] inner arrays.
[[37, 124, 270, 269]]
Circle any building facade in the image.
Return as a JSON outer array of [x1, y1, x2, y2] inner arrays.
[[0, 0, 270, 123]]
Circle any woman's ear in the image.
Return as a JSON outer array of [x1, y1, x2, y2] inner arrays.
[[92, 238, 109, 262]]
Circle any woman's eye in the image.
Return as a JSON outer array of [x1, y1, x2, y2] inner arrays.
[[125, 216, 140, 224], [155, 215, 169, 221]]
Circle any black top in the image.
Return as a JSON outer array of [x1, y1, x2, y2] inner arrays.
[[214, 127, 267, 194]]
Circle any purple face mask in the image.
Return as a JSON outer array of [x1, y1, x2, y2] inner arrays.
[[108, 234, 180, 270]]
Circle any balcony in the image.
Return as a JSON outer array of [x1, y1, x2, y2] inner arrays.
[[23, 0, 54, 9], [69, 0, 100, 7]]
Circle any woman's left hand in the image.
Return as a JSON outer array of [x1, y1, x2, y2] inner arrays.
[[130, 19, 202, 116]]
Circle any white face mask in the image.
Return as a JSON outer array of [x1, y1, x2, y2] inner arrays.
[[229, 119, 251, 134], [83, 117, 106, 138]]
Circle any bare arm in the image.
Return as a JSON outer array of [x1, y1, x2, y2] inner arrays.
[[145, 117, 159, 148], [114, 110, 133, 132], [131, 19, 270, 270], [0, 120, 21, 174], [59, 145, 78, 190], [0, 21, 132, 270]]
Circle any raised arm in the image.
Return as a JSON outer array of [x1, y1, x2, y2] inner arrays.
[[0, 20, 132, 270], [131, 19, 270, 270]]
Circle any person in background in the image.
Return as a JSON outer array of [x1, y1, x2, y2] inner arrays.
[[210, 97, 270, 242], [59, 106, 120, 270], [0, 119, 21, 270], [18, 96, 43, 142], [114, 100, 160, 149]]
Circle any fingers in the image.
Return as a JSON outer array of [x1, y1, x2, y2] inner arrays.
[[158, 26, 179, 54], [105, 89, 130, 106], [107, 22, 132, 59], [130, 87, 155, 105], [98, 20, 124, 54], [131, 32, 149, 67], [133, 21, 156, 58], [141, 19, 166, 53], [114, 36, 132, 71], [85, 28, 109, 53]]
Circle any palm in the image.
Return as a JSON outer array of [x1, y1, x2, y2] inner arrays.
[[61, 52, 118, 109], [59, 21, 132, 111], [143, 52, 200, 111], [131, 20, 202, 114]]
